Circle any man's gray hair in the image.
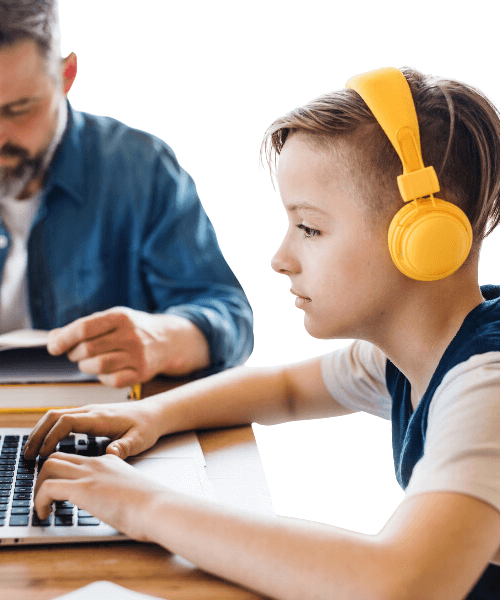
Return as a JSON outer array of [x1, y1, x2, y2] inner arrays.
[[0, 0, 61, 77]]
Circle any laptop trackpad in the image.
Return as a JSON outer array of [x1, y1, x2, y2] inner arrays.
[[128, 457, 216, 501]]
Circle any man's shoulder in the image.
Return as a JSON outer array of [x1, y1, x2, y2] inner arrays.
[[73, 107, 178, 166]]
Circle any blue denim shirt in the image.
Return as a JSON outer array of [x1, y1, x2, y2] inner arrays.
[[0, 102, 253, 372]]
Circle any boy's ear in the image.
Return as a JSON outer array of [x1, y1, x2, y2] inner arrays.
[[61, 52, 77, 95]]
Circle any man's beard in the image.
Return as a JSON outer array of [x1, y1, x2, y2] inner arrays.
[[0, 97, 68, 200], [0, 143, 45, 199]]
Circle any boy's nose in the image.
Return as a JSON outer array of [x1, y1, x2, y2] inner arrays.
[[271, 239, 299, 275]]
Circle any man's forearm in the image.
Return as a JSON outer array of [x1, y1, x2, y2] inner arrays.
[[165, 288, 254, 372]]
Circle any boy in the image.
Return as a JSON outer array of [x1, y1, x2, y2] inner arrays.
[[25, 67, 500, 600]]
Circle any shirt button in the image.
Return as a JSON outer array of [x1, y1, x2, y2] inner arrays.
[[0, 234, 8, 249]]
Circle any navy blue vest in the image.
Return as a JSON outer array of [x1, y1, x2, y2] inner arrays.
[[386, 285, 500, 600]]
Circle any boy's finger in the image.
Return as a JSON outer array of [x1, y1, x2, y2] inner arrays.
[[106, 430, 143, 459], [34, 478, 79, 521], [24, 407, 85, 459], [29, 413, 100, 458], [34, 454, 83, 493]]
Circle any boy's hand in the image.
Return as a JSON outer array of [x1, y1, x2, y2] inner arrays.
[[23, 401, 162, 460], [33, 452, 168, 542]]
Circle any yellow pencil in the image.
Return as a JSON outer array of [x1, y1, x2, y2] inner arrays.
[[131, 383, 141, 400], [0, 407, 72, 414]]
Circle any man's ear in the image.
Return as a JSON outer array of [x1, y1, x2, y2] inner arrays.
[[62, 52, 77, 95]]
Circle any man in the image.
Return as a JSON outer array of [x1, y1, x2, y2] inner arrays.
[[0, 0, 253, 387]]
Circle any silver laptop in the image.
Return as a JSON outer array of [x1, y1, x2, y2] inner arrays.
[[0, 427, 215, 546]]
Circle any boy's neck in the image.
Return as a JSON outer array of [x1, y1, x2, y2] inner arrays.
[[372, 265, 484, 408]]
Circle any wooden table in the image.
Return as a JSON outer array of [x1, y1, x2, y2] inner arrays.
[[0, 380, 274, 600]]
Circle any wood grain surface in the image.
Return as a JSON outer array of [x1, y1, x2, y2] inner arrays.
[[0, 380, 273, 600]]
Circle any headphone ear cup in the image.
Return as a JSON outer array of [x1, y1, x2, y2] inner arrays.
[[388, 198, 473, 281]]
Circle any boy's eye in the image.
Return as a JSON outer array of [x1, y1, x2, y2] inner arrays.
[[297, 224, 320, 238]]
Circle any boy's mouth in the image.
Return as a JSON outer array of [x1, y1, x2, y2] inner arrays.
[[290, 289, 312, 308]]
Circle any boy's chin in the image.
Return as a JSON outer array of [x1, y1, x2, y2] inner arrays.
[[303, 317, 336, 340], [303, 315, 352, 340]]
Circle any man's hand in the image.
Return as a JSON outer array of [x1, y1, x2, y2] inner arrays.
[[47, 307, 211, 387]]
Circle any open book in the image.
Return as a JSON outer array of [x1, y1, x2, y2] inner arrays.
[[0, 329, 131, 409]]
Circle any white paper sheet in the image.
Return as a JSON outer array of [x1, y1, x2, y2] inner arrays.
[[0, 328, 49, 349], [54, 581, 165, 600]]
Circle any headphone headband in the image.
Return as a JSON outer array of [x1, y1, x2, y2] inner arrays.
[[344, 67, 472, 281], [346, 67, 440, 203]]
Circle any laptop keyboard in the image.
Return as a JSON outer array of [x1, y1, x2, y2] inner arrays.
[[0, 433, 108, 528]]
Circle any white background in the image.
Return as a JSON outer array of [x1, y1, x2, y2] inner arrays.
[[60, 0, 500, 534]]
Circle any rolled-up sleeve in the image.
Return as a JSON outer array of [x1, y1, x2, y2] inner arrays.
[[140, 143, 253, 372]]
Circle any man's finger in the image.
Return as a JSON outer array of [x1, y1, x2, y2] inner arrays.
[[77, 351, 136, 376], [66, 336, 124, 362], [98, 368, 142, 389], [47, 312, 121, 355]]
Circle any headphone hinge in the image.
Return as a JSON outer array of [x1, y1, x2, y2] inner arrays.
[[397, 166, 440, 203]]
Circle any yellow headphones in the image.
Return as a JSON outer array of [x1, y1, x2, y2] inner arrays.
[[346, 67, 472, 281]]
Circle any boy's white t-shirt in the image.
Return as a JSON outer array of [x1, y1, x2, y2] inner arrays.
[[0, 192, 43, 333], [321, 340, 500, 527]]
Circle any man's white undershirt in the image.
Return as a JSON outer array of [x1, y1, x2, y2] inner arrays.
[[0, 98, 68, 334], [0, 192, 42, 333]]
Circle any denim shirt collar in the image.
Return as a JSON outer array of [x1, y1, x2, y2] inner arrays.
[[43, 101, 85, 206]]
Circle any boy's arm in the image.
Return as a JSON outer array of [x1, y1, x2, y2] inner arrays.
[[25, 356, 352, 460], [34, 452, 500, 600], [154, 356, 354, 436], [142, 488, 500, 600]]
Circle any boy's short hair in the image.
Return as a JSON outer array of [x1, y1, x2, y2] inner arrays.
[[262, 67, 500, 245]]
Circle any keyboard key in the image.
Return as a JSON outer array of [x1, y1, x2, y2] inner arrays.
[[77, 516, 100, 526], [0, 490, 11, 497], [58, 436, 77, 454], [13, 493, 32, 500], [9, 514, 29, 526], [0, 518, 5, 526], [11, 506, 30, 515], [11, 499, 31, 507], [55, 507, 74, 516], [32, 515, 51, 527], [77, 509, 95, 518], [55, 516, 73, 526], [14, 487, 33, 494], [0, 483, 12, 490], [15, 474, 34, 480]]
